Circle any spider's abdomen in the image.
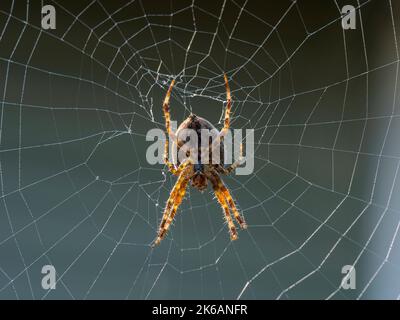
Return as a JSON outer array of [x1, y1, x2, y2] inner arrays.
[[174, 114, 224, 166]]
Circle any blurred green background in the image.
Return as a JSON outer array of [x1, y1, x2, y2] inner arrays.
[[0, 0, 399, 299]]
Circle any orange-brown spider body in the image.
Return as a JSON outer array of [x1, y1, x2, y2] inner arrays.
[[153, 74, 247, 246], [174, 114, 224, 192]]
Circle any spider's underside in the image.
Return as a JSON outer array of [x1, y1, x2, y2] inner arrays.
[[153, 75, 247, 246]]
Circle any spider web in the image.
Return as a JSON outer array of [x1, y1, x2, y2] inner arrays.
[[0, 0, 400, 299]]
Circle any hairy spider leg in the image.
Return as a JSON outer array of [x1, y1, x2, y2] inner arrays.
[[211, 171, 247, 229], [223, 73, 231, 132], [211, 74, 232, 152], [163, 79, 175, 136], [210, 174, 238, 240], [163, 79, 178, 174], [153, 163, 191, 246], [161, 173, 191, 240]]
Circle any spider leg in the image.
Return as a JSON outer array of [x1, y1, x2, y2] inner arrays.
[[153, 164, 191, 246], [222, 73, 231, 133], [219, 143, 244, 175], [210, 74, 232, 152], [211, 171, 247, 230], [163, 79, 178, 174], [210, 174, 238, 240], [160, 173, 190, 240], [163, 79, 175, 137], [166, 153, 193, 176]]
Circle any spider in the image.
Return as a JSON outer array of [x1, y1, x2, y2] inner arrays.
[[153, 74, 247, 246]]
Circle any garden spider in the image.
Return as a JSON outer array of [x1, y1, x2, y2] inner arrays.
[[153, 74, 247, 246]]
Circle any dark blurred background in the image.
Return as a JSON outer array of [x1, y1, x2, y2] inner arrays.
[[0, 0, 399, 299]]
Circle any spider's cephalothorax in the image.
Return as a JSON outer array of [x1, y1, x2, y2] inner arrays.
[[153, 75, 247, 246]]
